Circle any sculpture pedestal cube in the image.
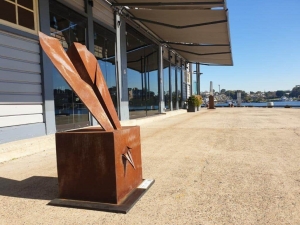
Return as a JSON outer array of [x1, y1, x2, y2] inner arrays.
[[49, 126, 154, 213], [208, 95, 216, 109]]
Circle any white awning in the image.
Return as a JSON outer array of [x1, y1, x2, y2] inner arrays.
[[110, 0, 233, 65]]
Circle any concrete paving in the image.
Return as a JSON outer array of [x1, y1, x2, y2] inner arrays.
[[0, 108, 300, 224]]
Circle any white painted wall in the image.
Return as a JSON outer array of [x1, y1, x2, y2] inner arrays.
[[0, 105, 43, 117], [0, 114, 43, 127]]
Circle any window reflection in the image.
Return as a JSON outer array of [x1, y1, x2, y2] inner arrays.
[[94, 23, 118, 112], [50, 1, 89, 131], [126, 25, 159, 119], [0, 0, 36, 31]]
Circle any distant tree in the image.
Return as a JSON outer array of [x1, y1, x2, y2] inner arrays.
[[265, 91, 276, 99], [250, 91, 254, 94], [237, 90, 247, 99], [225, 90, 235, 99], [276, 90, 285, 98], [256, 97, 264, 102], [290, 86, 300, 98], [244, 95, 252, 102], [221, 89, 226, 93], [225, 90, 247, 100]]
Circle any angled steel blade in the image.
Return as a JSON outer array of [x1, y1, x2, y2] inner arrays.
[[39, 32, 114, 131], [67, 43, 121, 130]]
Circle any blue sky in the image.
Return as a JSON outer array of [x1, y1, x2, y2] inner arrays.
[[196, 0, 300, 93]]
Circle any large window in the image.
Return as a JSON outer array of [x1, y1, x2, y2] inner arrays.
[[0, 0, 39, 33], [49, 1, 89, 131], [94, 22, 118, 112], [126, 25, 159, 119]]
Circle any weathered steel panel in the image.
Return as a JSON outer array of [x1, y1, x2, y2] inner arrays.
[[67, 43, 121, 130], [39, 32, 114, 131], [56, 126, 142, 204]]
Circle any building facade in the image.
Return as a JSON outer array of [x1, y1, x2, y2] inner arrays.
[[0, 0, 193, 144]]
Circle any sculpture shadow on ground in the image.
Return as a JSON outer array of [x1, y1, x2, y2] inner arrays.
[[0, 176, 58, 200]]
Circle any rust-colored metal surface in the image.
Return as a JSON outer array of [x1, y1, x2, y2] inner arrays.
[[208, 95, 215, 109], [39, 32, 114, 131], [67, 43, 121, 130], [39, 32, 146, 207], [56, 126, 142, 204]]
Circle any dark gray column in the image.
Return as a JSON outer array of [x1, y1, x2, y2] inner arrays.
[[86, 0, 94, 54], [85, 0, 98, 126], [168, 52, 173, 111], [115, 13, 129, 120], [39, 0, 56, 134], [158, 45, 165, 113], [189, 63, 193, 96], [180, 59, 184, 108], [196, 63, 200, 95], [175, 56, 179, 110]]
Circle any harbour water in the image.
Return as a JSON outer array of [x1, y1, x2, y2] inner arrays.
[[55, 101, 300, 115], [214, 101, 300, 108]]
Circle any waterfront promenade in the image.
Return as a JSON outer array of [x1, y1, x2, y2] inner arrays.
[[0, 108, 300, 224]]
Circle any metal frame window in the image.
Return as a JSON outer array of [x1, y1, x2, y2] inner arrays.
[[0, 0, 39, 34]]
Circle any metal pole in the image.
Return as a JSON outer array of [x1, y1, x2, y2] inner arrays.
[[197, 63, 201, 95], [158, 45, 165, 113]]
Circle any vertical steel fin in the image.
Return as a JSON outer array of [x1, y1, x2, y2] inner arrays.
[[39, 32, 114, 131], [67, 43, 122, 130]]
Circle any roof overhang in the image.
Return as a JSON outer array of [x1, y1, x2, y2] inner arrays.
[[110, 0, 233, 66]]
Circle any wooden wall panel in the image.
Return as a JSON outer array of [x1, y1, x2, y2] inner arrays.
[[93, 0, 114, 28]]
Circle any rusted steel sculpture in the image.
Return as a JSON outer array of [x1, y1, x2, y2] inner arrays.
[[208, 95, 215, 109], [55, 126, 142, 205], [66, 43, 121, 130], [39, 32, 114, 131], [39, 32, 153, 213]]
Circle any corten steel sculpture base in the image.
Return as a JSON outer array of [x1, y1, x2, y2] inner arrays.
[[50, 126, 154, 213], [208, 95, 216, 109], [39, 32, 154, 213]]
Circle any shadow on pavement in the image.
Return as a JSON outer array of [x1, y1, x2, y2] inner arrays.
[[0, 176, 58, 200]]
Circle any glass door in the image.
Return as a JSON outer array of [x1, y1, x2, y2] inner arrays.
[[50, 1, 89, 131], [127, 25, 159, 119]]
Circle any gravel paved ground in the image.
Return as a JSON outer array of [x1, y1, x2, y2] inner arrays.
[[0, 108, 300, 225]]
